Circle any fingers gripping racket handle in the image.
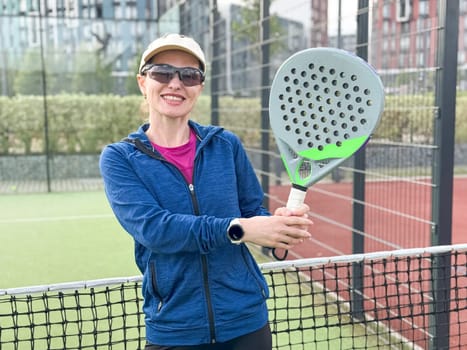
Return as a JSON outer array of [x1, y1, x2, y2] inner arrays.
[[272, 184, 307, 261], [286, 184, 307, 210]]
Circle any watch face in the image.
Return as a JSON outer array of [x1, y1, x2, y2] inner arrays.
[[229, 224, 244, 241]]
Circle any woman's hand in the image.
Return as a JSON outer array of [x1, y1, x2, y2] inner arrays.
[[274, 204, 311, 231], [273, 203, 310, 218], [239, 204, 312, 249]]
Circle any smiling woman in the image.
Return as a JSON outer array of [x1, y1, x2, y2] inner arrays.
[[99, 33, 312, 350]]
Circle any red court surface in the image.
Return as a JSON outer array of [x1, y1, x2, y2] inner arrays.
[[269, 176, 466, 258], [268, 177, 467, 348]]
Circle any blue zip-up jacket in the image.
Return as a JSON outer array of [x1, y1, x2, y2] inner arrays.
[[99, 121, 271, 346]]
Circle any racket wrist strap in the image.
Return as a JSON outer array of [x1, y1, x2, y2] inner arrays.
[[286, 184, 307, 210]]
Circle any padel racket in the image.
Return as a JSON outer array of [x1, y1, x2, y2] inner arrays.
[[269, 47, 384, 260]]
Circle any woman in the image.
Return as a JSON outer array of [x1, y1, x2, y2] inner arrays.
[[99, 33, 312, 350]]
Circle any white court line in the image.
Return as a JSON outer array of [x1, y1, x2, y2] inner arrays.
[[0, 214, 114, 224]]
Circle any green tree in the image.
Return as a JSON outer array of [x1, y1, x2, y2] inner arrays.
[[71, 50, 113, 94], [13, 48, 46, 95], [13, 47, 88, 95], [231, 0, 285, 61], [125, 57, 141, 95]]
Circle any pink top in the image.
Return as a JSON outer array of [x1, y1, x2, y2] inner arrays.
[[151, 129, 197, 183]]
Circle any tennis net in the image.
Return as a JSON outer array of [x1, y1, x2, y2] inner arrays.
[[1, 244, 466, 349]]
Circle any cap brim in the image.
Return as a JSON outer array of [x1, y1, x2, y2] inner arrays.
[[140, 46, 206, 73]]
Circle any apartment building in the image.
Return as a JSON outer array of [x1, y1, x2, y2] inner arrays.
[[0, 0, 306, 96]]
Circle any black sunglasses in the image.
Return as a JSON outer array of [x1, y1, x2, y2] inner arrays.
[[141, 64, 205, 87]]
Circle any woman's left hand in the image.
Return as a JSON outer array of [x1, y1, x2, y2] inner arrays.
[[274, 204, 312, 231]]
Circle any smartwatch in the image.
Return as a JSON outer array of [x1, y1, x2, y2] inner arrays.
[[227, 218, 244, 244]]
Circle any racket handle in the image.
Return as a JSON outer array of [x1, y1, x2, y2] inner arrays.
[[286, 184, 307, 210], [273, 184, 307, 261]]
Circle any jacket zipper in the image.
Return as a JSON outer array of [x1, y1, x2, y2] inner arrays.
[[189, 183, 217, 343], [129, 138, 217, 343], [150, 263, 163, 312]]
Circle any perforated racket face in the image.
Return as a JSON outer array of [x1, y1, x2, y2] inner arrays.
[[269, 48, 384, 187]]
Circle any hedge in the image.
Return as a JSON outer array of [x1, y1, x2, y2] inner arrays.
[[0, 93, 466, 155]]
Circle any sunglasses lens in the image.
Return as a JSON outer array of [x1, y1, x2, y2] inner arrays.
[[180, 69, 204, 86], [148, 67, 173, 84], [146, 65, 203, 86]]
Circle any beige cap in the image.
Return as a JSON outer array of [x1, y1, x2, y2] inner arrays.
[[139, 33, 206, 74]]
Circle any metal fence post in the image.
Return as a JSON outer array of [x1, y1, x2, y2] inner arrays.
[[260, 0, 270, 209], [210, 0, 220, 126], [430, 0, 459, 348], [351, 0, 369, 320], [38, 0, 51, 192]]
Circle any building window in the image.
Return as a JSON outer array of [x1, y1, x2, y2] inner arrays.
[[418, 0, 429, 18], [383, 39, 389, 51], [396, 0, 411, 22], [383, 3, 391, 20], [461, 0, 467, 14], [417, 52, 425, 67], [400, 35, 410, 51], [383, 20, 390, 35]]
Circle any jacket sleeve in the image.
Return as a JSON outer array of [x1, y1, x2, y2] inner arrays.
[[99, 143, 232, 255], [229, 132, 271, 218]]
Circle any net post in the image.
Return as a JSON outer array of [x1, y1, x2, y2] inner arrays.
[[430, 1, 459, 348], [430, 251, 453, 350]]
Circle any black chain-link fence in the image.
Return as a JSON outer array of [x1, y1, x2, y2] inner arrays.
[[0, 1, 463, 251]]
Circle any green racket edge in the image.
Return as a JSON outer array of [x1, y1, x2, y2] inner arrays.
[[281, 135, 368, 187]]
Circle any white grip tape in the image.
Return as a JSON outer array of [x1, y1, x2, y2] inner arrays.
[[286, 187, 306, 210]]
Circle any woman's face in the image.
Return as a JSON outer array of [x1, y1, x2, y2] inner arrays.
[[137, 50, 204, 121]]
